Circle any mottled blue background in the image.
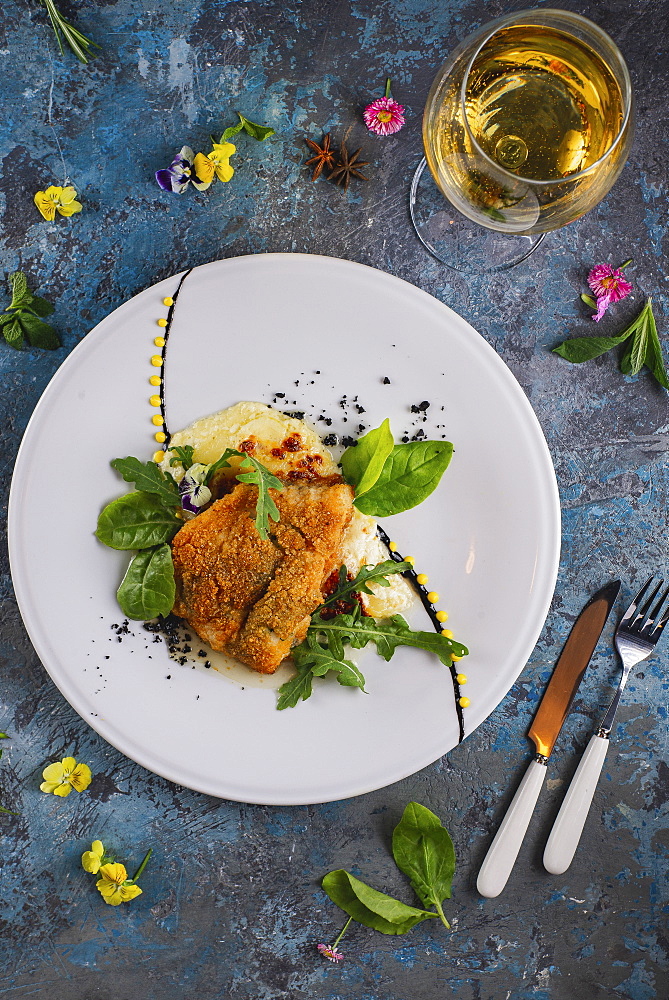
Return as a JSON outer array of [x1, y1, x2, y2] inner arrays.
[[1, 1, 668, 998]]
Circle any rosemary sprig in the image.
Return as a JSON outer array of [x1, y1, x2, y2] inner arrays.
[[40, 0, 100, 64]]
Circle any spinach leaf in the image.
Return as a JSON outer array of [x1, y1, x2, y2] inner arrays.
[[392, 802, 455, 928], [341, 419, 394, 497], [116, 544, 175, 620], [322, 870, 438, 935], [318, 559, 411, 611], [96, 491, 182, 550], [111, 457, 181, 507], [353, 440, 454, 517], [236, 454, 283, 540]]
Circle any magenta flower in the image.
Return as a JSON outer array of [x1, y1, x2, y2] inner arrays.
[[588, 263, 633, 322], [364, 96, 405, 136], [317, 943, 344, 963]]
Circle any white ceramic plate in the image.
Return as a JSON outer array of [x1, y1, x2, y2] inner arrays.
[[9, 254, 560, 805]]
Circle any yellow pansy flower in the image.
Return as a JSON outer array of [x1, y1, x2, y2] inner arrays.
[[34, 185, 83, 221], [193, 142, 236, 185], [81, 840, 106, 874], [40, 756, 92, 796], [95, 863, 143, 906]]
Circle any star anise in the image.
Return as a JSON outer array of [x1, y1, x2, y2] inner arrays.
[[329, 142, 370, 190], [305, 133, 337, 181]]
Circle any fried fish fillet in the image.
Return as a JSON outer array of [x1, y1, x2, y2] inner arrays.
[[171, 477, 354, 673]]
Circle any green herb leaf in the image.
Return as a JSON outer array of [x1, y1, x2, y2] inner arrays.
[[238, 113, 275, 141], [111, 457, 181, 507], [236, 454, 283, 540], [204, 447, 241, 480], [553, 328, 634, 363], [322, 870, 438, 935], [641, 303, 669, 389], [168, 445, 196, 470], [580, 293, 597, 310], [25, 294, 55, 318], [116, 544, 175, 620], [617, 299, 669, 388], [17, 312, 60, 350], [276, 664, 315, 710], [40, 0, 100, 63], [341, 418, 394, 497], [310, 612, 468, 666], [220, 121, 245, 142], [392, 802, 455, 928], [318, 559, 411, 611], [96, 491, 182, 550], [3, 316, 25, 350], [353, 440, 454, 517], [9, 272, 28, 307]]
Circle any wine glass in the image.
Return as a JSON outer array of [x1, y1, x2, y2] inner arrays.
[[410, 8, 633, 273]]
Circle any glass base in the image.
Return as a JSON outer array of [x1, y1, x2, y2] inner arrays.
[[409, 158, 545, 274]]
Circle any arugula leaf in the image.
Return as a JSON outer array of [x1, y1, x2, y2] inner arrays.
[[276, 664, 315, 710], [354, 440, 454, 517], [277, 628, 366, 709], [168, 445, 196, 470], [310, 612, 468, 666], [96, 491, 182, 550], [235, 454, 283, 540], [116, 544, 175, 620], [322, 870, 438, 935], [341, 419, 394, 497], [111, 457, 181, 507], [318, 559, 411, 611], [204, 447, 241, 480], [392, 802, 455, 928]]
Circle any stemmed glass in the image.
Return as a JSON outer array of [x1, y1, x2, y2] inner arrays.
[[410, 8, 633, 273]]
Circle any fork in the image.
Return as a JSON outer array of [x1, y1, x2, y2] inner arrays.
[[543, 576, 669, 875]]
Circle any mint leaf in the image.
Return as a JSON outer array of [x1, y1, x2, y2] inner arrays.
[[96, 491, 182, 550], [353, 440, 454, 517], [642, 303, 669, 389], [18, 312, 60, 350], [111, 457, 181, 507], [617, 299, 669, 388], [25, 295, 55, 318], [322, 870, 438, 935], [116, 544, 175, 620], [341, 418, 394, 497], [9, 272, 28, 307], [553, 329, 633, 363], [3, 316, 24, 350], [392, 803, 455, 927]]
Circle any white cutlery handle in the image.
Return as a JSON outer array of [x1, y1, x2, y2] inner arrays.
[[543, 734, 609, 875], [477, 759, 547, 898]]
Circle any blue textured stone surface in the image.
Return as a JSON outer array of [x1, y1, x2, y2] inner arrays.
[[1, 1, 668, 998]]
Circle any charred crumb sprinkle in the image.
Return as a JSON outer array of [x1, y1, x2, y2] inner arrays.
[[323, 433, 338, 446], [382, 376, 391, 384], [341, 435, 356, 448], [357, 424, 366, 433]]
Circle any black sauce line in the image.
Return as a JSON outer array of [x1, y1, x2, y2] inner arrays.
[[376, 524, 465, 744], [159, 267, 194, 449]]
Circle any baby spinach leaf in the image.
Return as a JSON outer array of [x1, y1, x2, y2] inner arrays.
[[111, 457, 181, 507], [341, 418, 394, 497], [392, 802, 455, 927], [322, 870, 438, 935], [353, 440, 454, 517], [116, 544, 175, 620], [96, 491, 181, 550]]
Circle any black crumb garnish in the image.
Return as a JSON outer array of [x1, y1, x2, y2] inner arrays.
[[355, 404, 365, 413], [284, 410, 305, 420], [382, 376, 391, 384], [401, 434, 409, 443], [274, 392, 285, 398], [323, 433, 338, 446], [341, 435, 356, 447]]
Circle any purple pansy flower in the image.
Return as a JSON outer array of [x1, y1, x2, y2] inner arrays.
[[156, 146, 211, 194], [179, 463, 212, 514]]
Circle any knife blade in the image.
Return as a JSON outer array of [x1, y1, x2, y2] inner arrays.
[[476, 580, 620, 898]]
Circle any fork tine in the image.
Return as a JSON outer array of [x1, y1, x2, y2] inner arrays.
[[646, 583, 669, 638], [633, 578, 664, 629], [618, 576, 653, 627]]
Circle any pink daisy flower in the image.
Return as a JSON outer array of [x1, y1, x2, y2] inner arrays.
[[317, 943, 344, 963], [364, 96, 405, 137], [587, 263, 633, 322]]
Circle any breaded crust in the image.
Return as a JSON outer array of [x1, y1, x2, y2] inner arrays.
[[171, 477, 354, 673]]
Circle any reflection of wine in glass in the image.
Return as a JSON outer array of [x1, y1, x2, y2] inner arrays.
[[411, 10, 633, 271]]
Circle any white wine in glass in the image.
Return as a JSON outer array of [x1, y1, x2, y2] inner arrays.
[[410, 8, 633, 271]]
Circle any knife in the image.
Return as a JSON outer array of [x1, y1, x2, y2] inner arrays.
[[476, 581, 620, 898]]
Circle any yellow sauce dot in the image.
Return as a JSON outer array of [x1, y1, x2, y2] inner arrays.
[[149, 394, 161, 407], [151, 355, 163, 367], [436, 610, 449, 623], [157, 318, 168, 328], [458, 697, 470, 708], [154, 431, 166, 443], [451, 653, 463, 662], [427, 591, 439, 603], [405, 556, 415, 565], [154, 336, 165, 348], [388, 541, 398, 552], [149, 375, 162, 386], [456, 673, 468, 685], [441, 628, 454, 638], [416, 573, 429, 586], [153, 450, 165, 464], [163, 297, 174, 307], [151, 414, 164, 426]]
